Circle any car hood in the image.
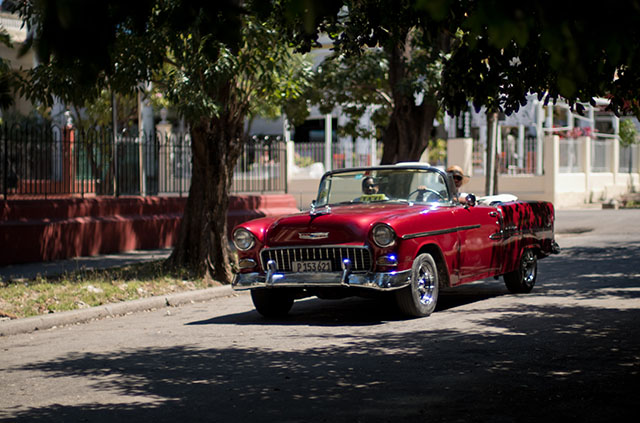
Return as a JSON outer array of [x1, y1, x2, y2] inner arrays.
[[262, 203, 430, 246]]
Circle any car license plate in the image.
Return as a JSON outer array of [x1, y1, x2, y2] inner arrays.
[[291, 260, 331, 272]]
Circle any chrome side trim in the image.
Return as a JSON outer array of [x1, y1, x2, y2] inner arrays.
[[232, 269, 412, 291], [401, 224, 481, 240], [492, 226, 554, 240]]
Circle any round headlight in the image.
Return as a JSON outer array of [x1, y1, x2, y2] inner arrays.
[[372, 224, 396, 247], [233, 228, 255, 251]]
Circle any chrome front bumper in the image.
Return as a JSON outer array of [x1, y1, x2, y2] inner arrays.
[[232, 268, 412, 291]]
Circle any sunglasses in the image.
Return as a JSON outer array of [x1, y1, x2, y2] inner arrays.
[[453, 175, 463, 182]]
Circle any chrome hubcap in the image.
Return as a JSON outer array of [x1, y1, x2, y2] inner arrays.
[[522, 250, 536, 285], [416, 262, 436, 305]]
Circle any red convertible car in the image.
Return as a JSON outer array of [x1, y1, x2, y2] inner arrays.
[[232, 164, 559, 318]]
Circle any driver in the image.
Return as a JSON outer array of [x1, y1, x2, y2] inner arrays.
[[446, 165, 471, 203]]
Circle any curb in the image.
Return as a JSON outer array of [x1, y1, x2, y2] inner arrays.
[[0, 285, 242, 337]]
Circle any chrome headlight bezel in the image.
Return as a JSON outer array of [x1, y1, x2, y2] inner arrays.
[[372, 224, 396, 248], [233, 228, 256, 251]]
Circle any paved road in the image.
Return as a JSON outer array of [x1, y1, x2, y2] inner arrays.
[[0, 209, 638, 422]]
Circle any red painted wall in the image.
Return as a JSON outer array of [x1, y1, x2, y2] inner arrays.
[[0, 195, 299, 266]]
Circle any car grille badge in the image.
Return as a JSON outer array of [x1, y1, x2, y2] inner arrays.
[[298, 232, 330, 240]]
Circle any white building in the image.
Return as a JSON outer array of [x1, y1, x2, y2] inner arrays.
[[446, 96, 639, 208]]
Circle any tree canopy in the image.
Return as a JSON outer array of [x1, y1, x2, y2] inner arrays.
[[302, 0, 463, 164], [434, 0, 640, 116], [14, 1, 640, 119], [0, 26, 15, 111]]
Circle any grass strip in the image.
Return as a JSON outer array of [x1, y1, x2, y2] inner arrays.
[[0, 261, 216, 319]]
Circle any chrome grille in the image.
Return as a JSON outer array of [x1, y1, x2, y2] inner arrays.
[[261, 246, 372, 273]]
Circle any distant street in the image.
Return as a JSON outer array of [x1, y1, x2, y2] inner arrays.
[[1, 209, 638, 422]]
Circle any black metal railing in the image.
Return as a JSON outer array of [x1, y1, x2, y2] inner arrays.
[[0, 124, 287, 198], [233, 135, 287, 194]]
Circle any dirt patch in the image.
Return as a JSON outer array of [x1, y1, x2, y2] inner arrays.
[[620, 193, 640, 208]]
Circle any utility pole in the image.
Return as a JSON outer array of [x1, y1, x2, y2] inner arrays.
[[324, 114, 332, 172], [137, 89, 146, 196], [485, 111, 498, 196], [112, 90, 118, 196]]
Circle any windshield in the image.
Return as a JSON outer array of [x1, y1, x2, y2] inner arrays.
[[315, 168, 451, 206]]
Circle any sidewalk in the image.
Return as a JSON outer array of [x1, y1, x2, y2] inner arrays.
[[0, 248, 173, 281], [0, 248, 238, 337]]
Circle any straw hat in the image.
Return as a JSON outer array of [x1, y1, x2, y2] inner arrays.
[[446, 165, 470, 185]]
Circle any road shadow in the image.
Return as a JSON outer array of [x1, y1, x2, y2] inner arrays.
[[537, 241, 640, 298], [3, 302, 639, 423], [187, 283, 508, 327]]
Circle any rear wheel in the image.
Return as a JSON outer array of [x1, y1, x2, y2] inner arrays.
[[395, 253, 439, 317], [504, 249, 537, 293], [250, 289, 294, 318]]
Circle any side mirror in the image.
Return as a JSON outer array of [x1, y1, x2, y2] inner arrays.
[[310, 199, 331, 216], [465, 193, 477, 207]]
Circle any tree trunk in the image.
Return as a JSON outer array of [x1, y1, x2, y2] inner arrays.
[[166, 111, 244, 284], [380, 98, 437, 164], [379, 39, 438, 165]]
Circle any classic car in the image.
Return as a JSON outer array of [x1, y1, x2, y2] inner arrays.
[[232, 163, 559, 318]]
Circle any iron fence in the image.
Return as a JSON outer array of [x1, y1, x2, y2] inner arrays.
[[471, 132, 540, 176], [293, 140, 381, 172], [559, 137, 584, 173], [558, 136, 638, 174], [233, 135, 287, 193], [1, 124, 286, 198], [620, 144, 639, 173], [498, 135, 539, 174], [591, 138, 613, 173]]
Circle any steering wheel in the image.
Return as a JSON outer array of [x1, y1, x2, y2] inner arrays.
[[408, 188, 445, 202]]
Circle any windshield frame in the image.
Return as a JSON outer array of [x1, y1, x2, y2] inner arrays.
[[314, 164, 456, 207]]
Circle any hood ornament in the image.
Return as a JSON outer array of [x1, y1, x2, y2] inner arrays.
[[299, 232, 329, 240]]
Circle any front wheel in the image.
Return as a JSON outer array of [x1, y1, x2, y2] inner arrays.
[[504, 249, 537, 293], [395, 253, 439, 317], [251, 289, 294, 318]]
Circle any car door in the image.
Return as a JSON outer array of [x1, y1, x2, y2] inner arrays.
[[451, 204, 502, 280]]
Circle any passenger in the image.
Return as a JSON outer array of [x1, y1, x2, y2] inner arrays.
[[446, 165, 471, 203], [360, 176, 388, 201], [362, 176, 379, 195]]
